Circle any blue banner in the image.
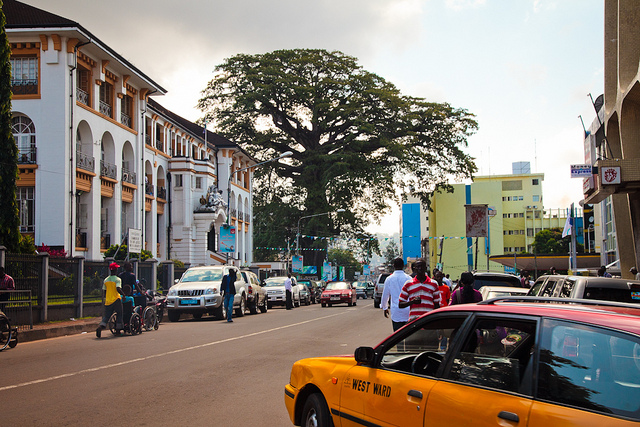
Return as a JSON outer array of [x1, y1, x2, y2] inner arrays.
[[292, 255, 303, 273], [219, 225, 236, 253]]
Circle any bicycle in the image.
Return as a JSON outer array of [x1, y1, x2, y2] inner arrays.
[[0, 309, 18, 351]]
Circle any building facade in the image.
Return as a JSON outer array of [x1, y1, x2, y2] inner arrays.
[[425, 163, 574, 278], [5, 0, 256, 266]]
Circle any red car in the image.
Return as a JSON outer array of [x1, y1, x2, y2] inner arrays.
[[320, 281, 357, 307]]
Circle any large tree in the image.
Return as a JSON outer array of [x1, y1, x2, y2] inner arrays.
[[0, 2, 21, 253], [533, 228, 584, 255], [199, 49, 477, 263]]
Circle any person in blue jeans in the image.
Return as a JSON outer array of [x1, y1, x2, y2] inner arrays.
[[221, 269, 237, 322]]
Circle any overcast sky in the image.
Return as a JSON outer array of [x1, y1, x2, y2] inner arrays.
[[22, 0, 604, 233]]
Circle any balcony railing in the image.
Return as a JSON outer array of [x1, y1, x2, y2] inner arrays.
[[18, 147, 36, 164], [231, 208, 237, 219], [76, 87, 89, 106], [99, 100, 112, 118], [75, 231, 87, 248], [100, 160, 117, 180], [11, 78, 38, 95], [76, 151, 95, 173], [121, 168, 136, 185], [244, 212, 251, 222], [121, 112, 131, 128], [145, 182, 154, 196], [155, 139, 164, 152], [157, 186, 166, 200], [145, 134, 151, 146], [100, 234, 111, 250]]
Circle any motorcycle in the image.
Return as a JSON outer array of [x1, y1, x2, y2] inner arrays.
[[145, 289, 167, 326]]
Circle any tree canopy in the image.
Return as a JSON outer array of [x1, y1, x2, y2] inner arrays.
[[199, 49, 477, 264], [533, 228, 584, 255]]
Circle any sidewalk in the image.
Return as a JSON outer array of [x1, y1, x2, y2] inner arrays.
[[19, 317, 102, 343]]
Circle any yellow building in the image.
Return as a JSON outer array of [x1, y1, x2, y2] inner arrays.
[[428, 163, 571, 278]]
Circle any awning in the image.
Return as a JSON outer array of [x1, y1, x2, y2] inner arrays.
[[489, 253, 602, 272]]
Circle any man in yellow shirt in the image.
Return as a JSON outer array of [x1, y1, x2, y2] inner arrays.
[[96, 262, 125, 338]]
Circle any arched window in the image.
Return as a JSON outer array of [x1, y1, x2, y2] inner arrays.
[[12, 115, 36, 163]]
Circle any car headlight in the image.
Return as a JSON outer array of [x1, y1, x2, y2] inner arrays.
[[205, 288, 219, 295], [168, 288, 177, 296]]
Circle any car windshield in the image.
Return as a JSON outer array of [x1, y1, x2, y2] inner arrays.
[[325, 282, 350, 290], [180, 269, 223, 282], [354, 282, 367, 288], [264, 277, 287, 287]]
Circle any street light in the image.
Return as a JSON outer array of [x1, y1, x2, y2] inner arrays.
[[296, 209, 346, 254], [225, 151, 293, 263]]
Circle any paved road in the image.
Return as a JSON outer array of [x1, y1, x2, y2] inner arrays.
[[0, 299, 392, 426]]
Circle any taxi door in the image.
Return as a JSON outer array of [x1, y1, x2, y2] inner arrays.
[[339, 364, 436, 427]]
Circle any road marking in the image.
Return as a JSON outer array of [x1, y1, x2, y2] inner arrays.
[[0, 312, 347, 392]]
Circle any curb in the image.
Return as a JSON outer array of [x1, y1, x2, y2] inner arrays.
[[19, 318, 101, 343]]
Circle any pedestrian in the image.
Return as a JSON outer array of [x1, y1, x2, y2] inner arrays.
[[0, 266, 15, 304], [434, 271, 451, 307], [443, 273, 453, 290], [398, 258, 440, 322], [549, 266, 557, 275], [380, 258, 412, 331], [449, 271, 483, 305], [597, 265, 612, 277], [519, 270, 531, 288], [631, 267, 640, 281], [96, 262, 124, 338], [221, 269, 237, 322], [285, 273, 293, 310], [119, 262, 143, 308]]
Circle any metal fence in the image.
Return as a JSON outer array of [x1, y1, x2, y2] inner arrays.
[[0, 247, 175, 327]]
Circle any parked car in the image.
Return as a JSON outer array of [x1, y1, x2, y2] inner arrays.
[[320, 281, 357, 307], [298, 283, 312, 306], [264, 277, 300, 308], [479, 285, 529, 301], [239, 270, 268, 314], [528, 274, 640, 304], [166, 265, 252, 321], [285, 298, 640, 426], [297, 279, 321, 304], [353, 281, 373, 299], [373, 273, 390, 308]]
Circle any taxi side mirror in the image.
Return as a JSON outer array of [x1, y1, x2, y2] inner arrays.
[[354, 346, 375, 366]]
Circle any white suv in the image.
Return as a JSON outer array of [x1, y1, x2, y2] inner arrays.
[[166, 265, 249, 321], [373, 273, 390, 308]]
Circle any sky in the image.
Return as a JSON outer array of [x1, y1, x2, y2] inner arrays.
[[21, 0, 605, 235]]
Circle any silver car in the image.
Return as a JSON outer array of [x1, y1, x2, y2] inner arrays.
[[166, 265, 249, 321], [264, 277, 301, 308]]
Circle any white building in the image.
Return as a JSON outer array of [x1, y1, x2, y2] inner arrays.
[[5, 0, 256, 266]]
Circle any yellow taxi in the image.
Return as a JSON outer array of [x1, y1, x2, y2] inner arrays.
[[285, 297, 640, 426]]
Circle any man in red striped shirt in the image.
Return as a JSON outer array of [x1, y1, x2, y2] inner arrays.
[[398, 258, 440, 321]]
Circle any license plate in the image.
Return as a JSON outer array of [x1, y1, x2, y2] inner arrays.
[[632, 292, 640, 301], [180, 299, 198, 305], [331, 296, 340, 300]]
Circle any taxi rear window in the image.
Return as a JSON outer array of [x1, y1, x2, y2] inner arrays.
[[584, 287, 640, 304]]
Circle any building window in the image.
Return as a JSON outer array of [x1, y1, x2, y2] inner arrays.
[[534, 211, 541, 219], [533, 195, 540, 202], [76, 66, 91, 106], [532, 179, 539, 185], [175, 174, 183, 188], [17, 187, 35, 232], [196, 177, 202, 189], [518, 196, 524, 201], [12, 115, 36, 164], [527, 228, 534, 236], [121, 95, 133, 128], [10, 56, 38, 95], [99, 82, 114, 118]]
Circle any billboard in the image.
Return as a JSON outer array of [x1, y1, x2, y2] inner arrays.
[[465, 204, 488, 237], [219, 225, 236, 253], [292, 255, 303, 273]]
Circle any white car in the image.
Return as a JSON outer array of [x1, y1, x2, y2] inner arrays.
[[166, 265, 253, 321], [263, 277, 301, 308], [479, 286, 529, 301]]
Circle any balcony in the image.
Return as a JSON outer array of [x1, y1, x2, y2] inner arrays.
[[100, 160, 117, 180], [76, 87, 89, 106], [11, 78, 38, 95], [155, 139, 164, 152], [99, 100, 112, 118], [76, 151, 95, 173], [145, 182, 154, 196], [18, 147, 36, 164], [121, 168, 136, 185], [145, 134, 151, 146], [157, 186, 166, 200]]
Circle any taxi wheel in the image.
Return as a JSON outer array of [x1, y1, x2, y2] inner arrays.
[[302, 393, 333, 427]]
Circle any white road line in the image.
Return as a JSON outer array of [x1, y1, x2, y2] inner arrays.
[[0, 311, 347, 392]]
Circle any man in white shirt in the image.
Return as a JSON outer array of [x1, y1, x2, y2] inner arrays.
[[442, 273, 453, 290], [284, 273, 293, 310], [381, 258, 412, 331]]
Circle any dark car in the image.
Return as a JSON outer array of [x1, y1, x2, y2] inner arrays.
[[353, 281, 372, 299], [528, 274, 640, 303], [320, 281, 357, 307], [297, 279, 321, 304]]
